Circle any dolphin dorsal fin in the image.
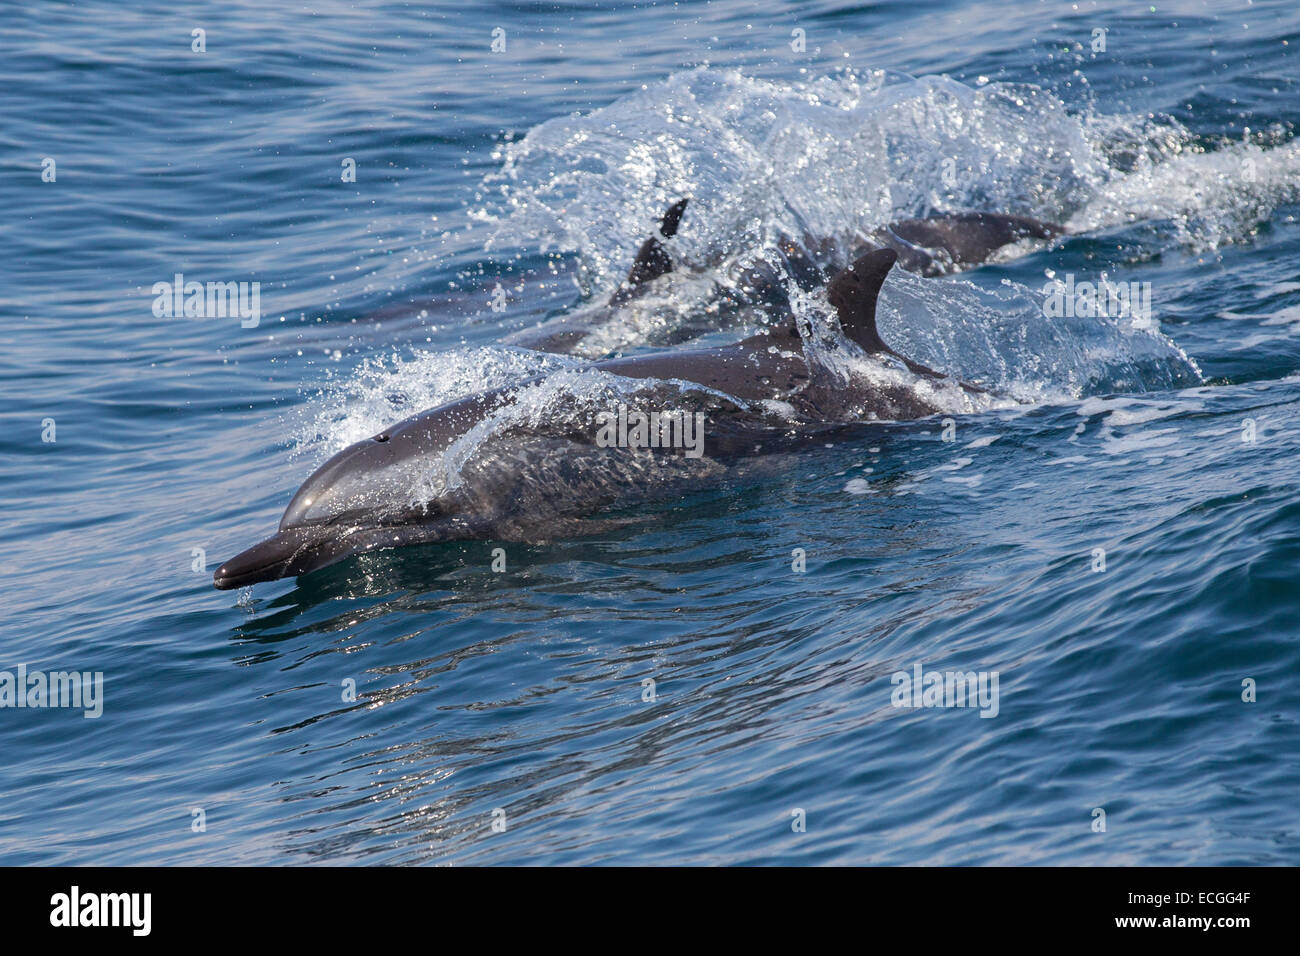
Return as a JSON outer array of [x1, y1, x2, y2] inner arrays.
[[827, 248, 897, 354], [608, 199, 688, 305], [656, 197, 688, 238]]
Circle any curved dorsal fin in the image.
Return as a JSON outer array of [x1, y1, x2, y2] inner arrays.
[[657, 197, 688, 238], [826, 248, 897, 354], [608, 199, 689, 305]]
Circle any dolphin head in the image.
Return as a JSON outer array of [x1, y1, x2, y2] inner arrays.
[[212, 430, 419, 589], [213, 392, 512, 590]]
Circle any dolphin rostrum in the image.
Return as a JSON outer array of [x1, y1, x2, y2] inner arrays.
[[215, 248, 985, 589]]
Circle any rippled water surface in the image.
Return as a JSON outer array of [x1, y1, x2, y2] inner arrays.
[[2, 0, 1299, 864]]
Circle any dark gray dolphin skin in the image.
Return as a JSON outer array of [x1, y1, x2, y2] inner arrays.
[[508, 199, 690, 354], [871, 212, 1065, 277], [214, 247, 966, 589], [508, 200, 1063, 355], [609, 198, 689, 305]]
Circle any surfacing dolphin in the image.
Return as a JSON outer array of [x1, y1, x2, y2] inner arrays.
[[507, 199, 1064, 356], [215, 248, 984, 589]]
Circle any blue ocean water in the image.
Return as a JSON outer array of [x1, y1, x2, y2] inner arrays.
[[2, 0, 1298, 865]]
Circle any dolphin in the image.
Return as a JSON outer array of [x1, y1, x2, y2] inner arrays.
[[214, 247, 976, 589], [869, 211, 1065, 277], [507, 200, 1064, 355]]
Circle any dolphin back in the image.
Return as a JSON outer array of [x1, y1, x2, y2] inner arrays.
[[872, 211, 1064, 275]]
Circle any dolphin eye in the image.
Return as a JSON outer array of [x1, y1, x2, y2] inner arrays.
[[374, 434, 390, 443]]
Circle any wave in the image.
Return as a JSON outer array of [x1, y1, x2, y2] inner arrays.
[[297, 66, 1300, 479], [476, 66, 1296, 280], [467, 67, 1298, 392]]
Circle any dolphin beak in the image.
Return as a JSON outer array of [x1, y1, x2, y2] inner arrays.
[[213, 526, 345, 590]]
